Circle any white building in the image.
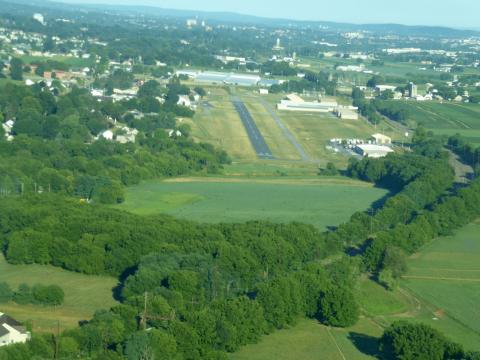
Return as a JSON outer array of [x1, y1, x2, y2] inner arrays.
[[375, 85, 397, 93], [337, 108, 359, 120], [177, 95, 192, 108], [0, 313, 30, 347], [186, 19, 198, 27], [371, 133, 392, 145], [101, 130, 114, 141], [33, 13, 45, 26], [355, 144, 394, 158], [277, 94, 338, 113]]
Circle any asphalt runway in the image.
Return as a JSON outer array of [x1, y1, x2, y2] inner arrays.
[[231, 97, 275, 160]]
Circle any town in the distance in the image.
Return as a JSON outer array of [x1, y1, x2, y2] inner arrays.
[[0, 1, 479, 359]]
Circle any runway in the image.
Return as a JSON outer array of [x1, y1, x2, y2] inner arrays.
[[231, 97, 274, 160]]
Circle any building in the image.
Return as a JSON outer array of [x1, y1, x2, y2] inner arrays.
[[259, 89, 269, 95], [177, 95, 192, 108], [277, 93, 338, 113], [101, 130, 114, 141], [375, 85, 397, 93], [337, 108, 359, 120], [371, 133, 392, 145], [186, 19, 197, 27], [273, 38, 284, 51], [33, 13, 45, 25], [0, 313, 30, 347], [355, 144, 394, 158], [408, 82, 418, 98]]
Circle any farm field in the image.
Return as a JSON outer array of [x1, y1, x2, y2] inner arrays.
[[386, 101, 480, 144], [117, 177, 388, 230], [0, 255, 118, 333], [229, 318, 383, 360], [401, 221, 480, 350]]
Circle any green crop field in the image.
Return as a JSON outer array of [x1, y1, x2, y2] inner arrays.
[[401, 221, 480, 350], [0, 255, 118, 333], [384, 101, 480, 144], [117, 177, 388, 230], [229, 318, 383, 360]]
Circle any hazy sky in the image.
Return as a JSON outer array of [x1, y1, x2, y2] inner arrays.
[[57, 0, 479, 28]]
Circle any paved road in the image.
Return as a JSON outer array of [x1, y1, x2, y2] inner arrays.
[[231, 96, 274, 160], [258, 98, 311, 162]]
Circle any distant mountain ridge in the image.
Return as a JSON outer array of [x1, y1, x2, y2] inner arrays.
[[3, 0, 480, 37]]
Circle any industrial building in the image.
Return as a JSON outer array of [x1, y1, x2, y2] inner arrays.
[[175, 70, 264, 87], [355, 144, 394, 158], [277, 93, 338, 113], [371, 133, 392, 145]]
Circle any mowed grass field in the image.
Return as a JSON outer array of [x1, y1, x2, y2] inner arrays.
[[0, 255, 118, 333], [401, 221, 480, 350], [117, 177, 388, 230], [229, 318, 383, 360]]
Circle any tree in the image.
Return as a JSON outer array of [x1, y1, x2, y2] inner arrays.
[[381, 246, 407, 278], [194, 87, 206, 97], [10, 58, 24, 80], [380, 321, 449, 360], [317, 286, 359, 327], [0, 282, 13, 303], [367, 75, 384, 88], [32, 284, 65, 306], [378, 269, 397, 290], [14, 283, 33, 304], [319, 162, 339, 176]]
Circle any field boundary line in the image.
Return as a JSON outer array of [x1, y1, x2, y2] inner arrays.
[[326, 327, 347, 360], [409, 267, 480, 272], [402, 275, 480, 282]]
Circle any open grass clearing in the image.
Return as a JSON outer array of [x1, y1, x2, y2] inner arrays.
[[0, 255, 118, 333], [229, 318, 382, 360], [117, 177, 388, 230]]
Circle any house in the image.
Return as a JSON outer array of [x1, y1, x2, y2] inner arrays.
[[168, 130, 182, 138], [355, 144, 394, 158], [177, 95, 192, 108], [259, 89, 269, 95], [0, 313, 30, 347], [101, 130, 114, 140], [371, 133, 392, 145]]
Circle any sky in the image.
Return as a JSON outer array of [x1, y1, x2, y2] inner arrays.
[[57, 0, 479, 29]]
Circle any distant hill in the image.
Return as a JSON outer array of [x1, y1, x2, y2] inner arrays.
[[2, 0, 479, 38]]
